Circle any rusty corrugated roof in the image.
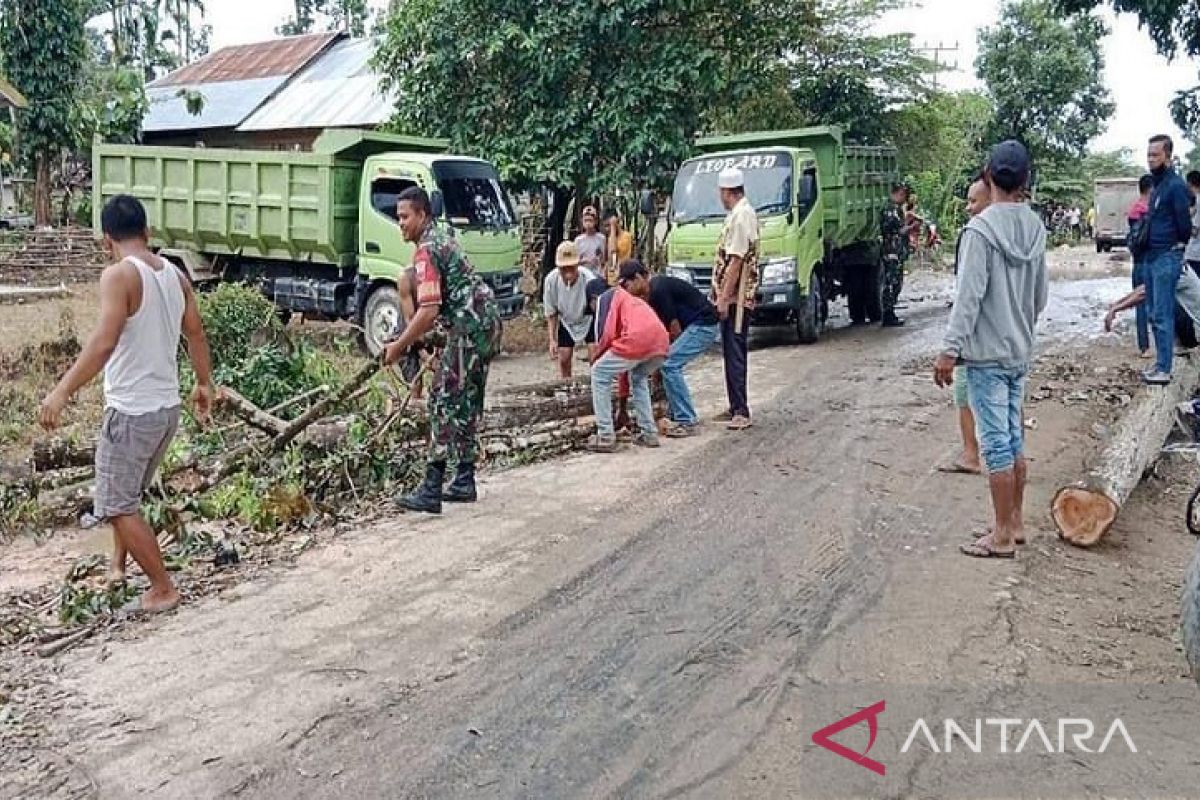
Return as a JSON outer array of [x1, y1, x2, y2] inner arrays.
[[151, 32, 340, 88]]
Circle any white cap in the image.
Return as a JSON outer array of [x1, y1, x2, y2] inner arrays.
[[718, 167, 745, 189]]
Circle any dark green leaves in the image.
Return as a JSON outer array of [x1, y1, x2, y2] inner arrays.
[[976, 1, 1114, 164]]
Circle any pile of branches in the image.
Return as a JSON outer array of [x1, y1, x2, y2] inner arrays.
[[1, 363, 615, 535]]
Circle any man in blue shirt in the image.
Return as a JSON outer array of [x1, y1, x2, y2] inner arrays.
[[1141, 134, 1194, 385]]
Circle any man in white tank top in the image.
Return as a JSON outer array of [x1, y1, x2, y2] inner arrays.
[[40, 195, 214, 614]]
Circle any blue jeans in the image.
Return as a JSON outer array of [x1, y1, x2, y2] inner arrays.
[[1145, 249, 1184, 374], [662, 323, 718, 426], [591, 352, 663, 438], [966, 364, 1028, 474], [1132, 260, 1150, 353]]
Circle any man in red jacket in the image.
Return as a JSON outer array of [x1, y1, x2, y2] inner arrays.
[[586, 268, 669, 452]]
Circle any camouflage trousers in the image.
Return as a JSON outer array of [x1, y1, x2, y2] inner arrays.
[[881, 255, 905, 314], [428, 316, 503, 465]]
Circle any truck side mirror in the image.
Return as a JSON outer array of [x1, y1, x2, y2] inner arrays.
[[430, 190, 445, 219], [639, 189, 656, 218]]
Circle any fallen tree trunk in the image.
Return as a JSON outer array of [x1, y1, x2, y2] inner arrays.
[[1052, 354, 1200, 547]]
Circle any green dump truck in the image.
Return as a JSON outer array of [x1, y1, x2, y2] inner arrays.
[[664, 126, 898, 343], [93, 129, 523, 355]]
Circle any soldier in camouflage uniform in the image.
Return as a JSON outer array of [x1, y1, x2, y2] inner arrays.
[[383, 186, 503, 514], [880, 182, 910, 328]]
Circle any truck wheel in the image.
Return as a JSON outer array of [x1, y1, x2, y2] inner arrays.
[[1181, 541, 1200, 687], [360, 284, 402, 357], [1096, 240, 1104, 254], [795, 272, 822, 345]]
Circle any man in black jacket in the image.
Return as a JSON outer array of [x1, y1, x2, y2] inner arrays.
[[1141, 134, 1194, 385]]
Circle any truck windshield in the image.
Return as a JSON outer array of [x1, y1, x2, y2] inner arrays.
[[672, 152, 794, 224], [432, 160, 516, 231]]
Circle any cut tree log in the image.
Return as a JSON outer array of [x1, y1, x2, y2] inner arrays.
[[33, 438, 95, 472], [1052, 354, 1200, 547]]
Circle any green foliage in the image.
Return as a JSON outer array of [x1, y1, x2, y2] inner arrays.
[[784, 0, 935, 141], [887, 91, 994, 228], [89, 0, 211, 80], [375, 0, 802, 195], [193, 283, 337, 413], [0, 0, 89, 224], [57, 555, 138, 625], [976, 0, 1114, 163], [1052, 0, 1200, 132], [278, 0, 370, 37], [221, 340, 337, 412], [195, 283, 280, 369]]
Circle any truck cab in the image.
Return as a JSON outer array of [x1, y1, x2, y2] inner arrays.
[[356, 154, 522, 353], [664, 127, 896, 343]]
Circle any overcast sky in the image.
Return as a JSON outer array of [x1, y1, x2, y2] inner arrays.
[[203, 0, 1197, 162]]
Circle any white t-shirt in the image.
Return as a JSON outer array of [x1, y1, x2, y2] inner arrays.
[[543, 266, 598, 342]]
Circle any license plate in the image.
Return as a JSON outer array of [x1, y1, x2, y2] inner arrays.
[[773, 294, 788, 304]]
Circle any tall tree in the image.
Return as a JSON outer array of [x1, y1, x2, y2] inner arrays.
[[0, 0, 88, 225], [707, 0, 935, 140], [887, 91, 994, 227], [278, 0, 369, 37], [976, 0, 1114, 165], [374, 0, 805, 198], [1052, 0, 1200, 133], [89, 0, 211, 81], [786, 0, 935, 141]]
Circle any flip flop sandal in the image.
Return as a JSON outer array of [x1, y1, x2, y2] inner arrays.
[[936, 462, 981, 475], [966, 528, 1026, 545], [960, 538, 1016, 559]]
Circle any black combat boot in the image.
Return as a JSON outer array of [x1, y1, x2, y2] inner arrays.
[[881, 311, 906, 328], [442, 461, 477, 503], [397, 461, 445, 514]]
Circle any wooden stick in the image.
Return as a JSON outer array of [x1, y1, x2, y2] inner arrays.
[[37, 624, 97, 658], [733, 256, 751, 335], [218, 388, 288, 436], [268, 361, 381, 456]]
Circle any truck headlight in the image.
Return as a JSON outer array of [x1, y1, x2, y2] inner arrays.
[[666, 263, 694, 284], [760, 257, 797, 285]]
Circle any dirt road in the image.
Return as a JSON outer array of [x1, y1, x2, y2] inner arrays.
[[5, 257, 1200, 798]]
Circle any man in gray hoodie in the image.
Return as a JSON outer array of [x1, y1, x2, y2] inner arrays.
[[934, 140, 1049, 559]]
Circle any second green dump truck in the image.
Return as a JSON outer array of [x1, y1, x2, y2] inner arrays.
[[93, 129, 523, 355], [665, 126, 898, 342]]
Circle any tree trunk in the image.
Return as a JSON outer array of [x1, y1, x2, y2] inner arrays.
[[1052, 355, 1200, 547], [33, 154, 51, 227], [33, 438, 95, 472]]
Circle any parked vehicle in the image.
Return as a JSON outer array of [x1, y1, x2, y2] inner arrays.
[[93, 129, 523, 355], [663, 126, 898, 343], [1093, 177, 1141, 254]]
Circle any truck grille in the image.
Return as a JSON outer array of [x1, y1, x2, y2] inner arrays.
[[686, 265, 714, 292], [483, 268, 521, 300]]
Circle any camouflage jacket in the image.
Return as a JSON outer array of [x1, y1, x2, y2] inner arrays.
[[413, 224, 500, 339]]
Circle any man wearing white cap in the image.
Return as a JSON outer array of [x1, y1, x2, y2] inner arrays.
[[712, 166, 759, 431]]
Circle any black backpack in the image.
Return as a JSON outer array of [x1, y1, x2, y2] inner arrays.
[[1129, 192, 1154, 258]]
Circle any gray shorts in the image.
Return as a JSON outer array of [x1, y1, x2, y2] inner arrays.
[[94, 406, 180, 520]]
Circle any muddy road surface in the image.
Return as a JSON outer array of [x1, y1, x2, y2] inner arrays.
[[5, 260, 1200, 799]]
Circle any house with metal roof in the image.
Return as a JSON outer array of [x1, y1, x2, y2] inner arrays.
[[142, 32, 398, 150]]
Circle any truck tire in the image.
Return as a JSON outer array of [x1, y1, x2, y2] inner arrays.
[[360, 284, 402, 357], [796, 272, 822, 345], [1181, 540, 1200, 687]]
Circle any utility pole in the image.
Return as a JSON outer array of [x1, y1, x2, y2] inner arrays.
[[916, 41, 960, 91]]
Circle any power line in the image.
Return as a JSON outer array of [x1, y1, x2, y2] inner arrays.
[[916, 41, 961, 91]]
